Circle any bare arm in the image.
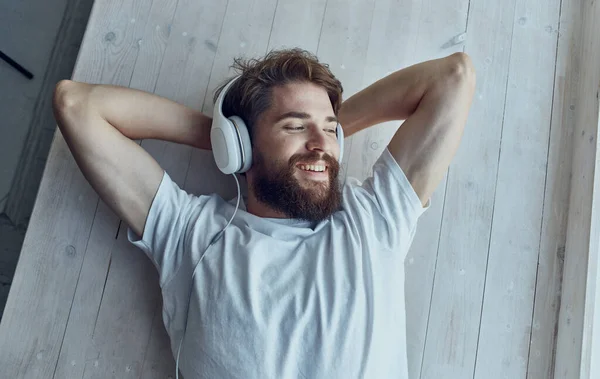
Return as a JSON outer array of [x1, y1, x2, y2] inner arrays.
[[338, 53, 476, 206], [52, 80, 213, 236]]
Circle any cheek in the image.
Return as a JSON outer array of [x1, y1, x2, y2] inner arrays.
[[255, 146, 291, 172], [277, 141, 300, 160]]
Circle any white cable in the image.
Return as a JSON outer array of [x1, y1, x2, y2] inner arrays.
[[175, 173, 241, 379]]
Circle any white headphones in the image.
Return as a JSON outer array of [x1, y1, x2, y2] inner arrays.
[[210, 75, 344, 174]]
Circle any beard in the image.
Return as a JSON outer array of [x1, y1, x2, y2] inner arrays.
[[249, 148, 342, 223]]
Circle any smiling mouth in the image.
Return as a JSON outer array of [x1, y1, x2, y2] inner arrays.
[[296, 163, 328, 172], [295, 164, 329, 181]]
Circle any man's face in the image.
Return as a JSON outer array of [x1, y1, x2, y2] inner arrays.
[[246, 81, 342, 223]]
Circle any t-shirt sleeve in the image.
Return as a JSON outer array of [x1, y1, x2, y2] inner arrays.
[[343, 147, 431, 251], [127, 170, 208, 287]]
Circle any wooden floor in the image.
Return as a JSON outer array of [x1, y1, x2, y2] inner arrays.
[[0, 0, 582, 378]]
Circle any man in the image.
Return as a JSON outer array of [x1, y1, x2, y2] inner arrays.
[[53, 48, 475, 378]]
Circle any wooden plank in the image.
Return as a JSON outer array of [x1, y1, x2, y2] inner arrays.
[[473, 0, 561, 376], [80, 230, 160, 379], [584, 104, 600, 379], [419, 0, 517, 376], [52, 196, 120, 378], [526, 0, 582, 376], [555, 0, 600, 376], [0, 115, 100, 377], [267, 0, 327, 52], [198, 0, 277, 116], [139, 299, 176, 378]]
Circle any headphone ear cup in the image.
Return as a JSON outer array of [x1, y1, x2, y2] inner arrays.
[[337, 123, 344, 164], [229, 115, 253, 173], [211, 116, 242, 175]]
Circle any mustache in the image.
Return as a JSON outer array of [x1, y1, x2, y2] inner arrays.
[[288, 151, 338, 168]]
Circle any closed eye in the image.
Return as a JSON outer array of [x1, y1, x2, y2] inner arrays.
[[285, 126, 337, 134]]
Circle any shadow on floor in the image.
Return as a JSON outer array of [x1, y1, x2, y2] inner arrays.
[[0, 214, 26, 318]]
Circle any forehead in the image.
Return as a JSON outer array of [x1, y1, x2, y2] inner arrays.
[[263, 81, 334, 124]]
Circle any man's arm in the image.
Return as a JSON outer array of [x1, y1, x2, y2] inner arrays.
[[52, 80, 213, 236], [338, 53, 476, 206]]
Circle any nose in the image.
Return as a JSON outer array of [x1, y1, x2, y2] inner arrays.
[[305, 127, 328, 154]]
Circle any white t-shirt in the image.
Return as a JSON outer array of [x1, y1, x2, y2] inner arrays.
[[128, 147, 430, 379]]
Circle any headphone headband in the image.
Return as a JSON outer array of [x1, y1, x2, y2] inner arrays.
[[215, 75, 241, 119]]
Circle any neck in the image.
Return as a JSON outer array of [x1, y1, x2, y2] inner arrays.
[[245, 191, 288, 219]]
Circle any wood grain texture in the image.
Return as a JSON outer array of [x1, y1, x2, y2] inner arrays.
[[0, 124, 100, 378], [267, 0, 327, 53], [473, 0, 561, 376], [526, 0, 582, 376], [585, 105, 600, 379], [555, 0, 600, 377]]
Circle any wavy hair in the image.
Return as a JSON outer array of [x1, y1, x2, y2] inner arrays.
[[213, 48, 343, 143]]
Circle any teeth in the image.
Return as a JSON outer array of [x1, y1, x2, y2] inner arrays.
[[299, 164, 326, 172]]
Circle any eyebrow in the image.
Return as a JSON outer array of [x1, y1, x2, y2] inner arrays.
[[274, 111, 338, 124]]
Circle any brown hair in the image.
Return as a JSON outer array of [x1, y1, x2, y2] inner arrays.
[[213, 48, 343, 144]]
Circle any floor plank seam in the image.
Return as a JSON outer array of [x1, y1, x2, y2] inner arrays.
[[265, 0, 279, 49], [471, 0, 520, 376], [525, 0, 565, 375], [418, 168, 452, 379], [198, 0, 230, 116], [138, 305, 160, 378], [50, 195, 103, 378], [149, 0, 181, 95], [314, 0, 328, 57]]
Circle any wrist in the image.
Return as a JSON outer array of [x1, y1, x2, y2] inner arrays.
[[337, 97, 371, 138], [190, 112, 213, 150]]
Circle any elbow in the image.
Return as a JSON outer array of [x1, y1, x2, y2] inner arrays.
[[447, 52, 476, 86], [52, 80, 90, 130], [53, 80, 79, 114]]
